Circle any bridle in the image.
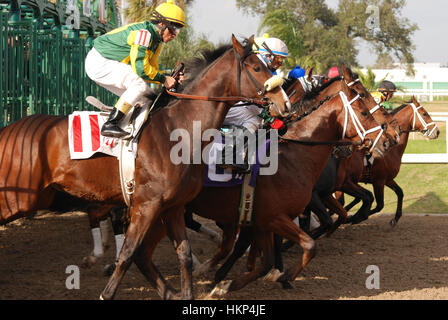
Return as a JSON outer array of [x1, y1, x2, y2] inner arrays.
[[410, 103, 438, 136], [165, 47, 283, 109], [339, 91, 384, 153]]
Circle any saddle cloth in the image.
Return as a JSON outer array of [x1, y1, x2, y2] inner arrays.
[[204, 137, 271, 187], [67, 106, 149, 160]]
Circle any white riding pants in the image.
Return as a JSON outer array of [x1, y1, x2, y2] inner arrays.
[[85, 47, 153, 107]]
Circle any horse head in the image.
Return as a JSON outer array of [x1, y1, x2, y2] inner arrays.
[[334, 80, 390, 157], [231, 35, 291, 117], [407, 96, 439, 139], [339, 64, 401, 147]]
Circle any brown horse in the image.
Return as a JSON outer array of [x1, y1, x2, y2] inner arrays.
[[341, 97, 439, 225], [131, 74, 391, 298], [0, 35, 291, 299]]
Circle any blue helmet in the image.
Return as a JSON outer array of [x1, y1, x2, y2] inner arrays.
[[288, 65, 306, 79]]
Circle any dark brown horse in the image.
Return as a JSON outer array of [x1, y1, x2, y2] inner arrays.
[[131, 74, 391, 298], [341, 97, 439, 225], [0, 35, 291, 299]]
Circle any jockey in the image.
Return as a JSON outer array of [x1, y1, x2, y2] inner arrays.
[[220, 34, 288, 172], [371, 80, 397, 110], [85, 0, 186, 138]]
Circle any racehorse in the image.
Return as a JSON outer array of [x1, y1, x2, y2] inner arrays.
[[341, 97, 439, 225], [131, 74, 391, 297], [0, 35, 291, 300]]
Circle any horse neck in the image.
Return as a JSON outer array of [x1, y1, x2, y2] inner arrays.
[[281, 98, 343, 179], [162, 51, 238, 132]]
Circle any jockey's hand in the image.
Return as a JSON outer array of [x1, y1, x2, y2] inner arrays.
[[164, 76, 177, 90], [177, 72, 185, 84]]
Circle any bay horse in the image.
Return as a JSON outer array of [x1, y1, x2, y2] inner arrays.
[[341, 97, 439, 225], [0, 35, 292, 300], [131, 74, 391, 297]]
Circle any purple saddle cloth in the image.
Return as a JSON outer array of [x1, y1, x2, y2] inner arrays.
[[204, 138, 270, 188]]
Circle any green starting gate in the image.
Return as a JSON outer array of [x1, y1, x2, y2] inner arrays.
[[0, 0, 119, 127]]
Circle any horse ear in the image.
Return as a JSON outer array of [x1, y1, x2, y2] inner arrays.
[[340, 64, 352, 80], [232, 34, 244, 56], [306, 67, 314, 81], [248, 34, 255, 45], [412, 95, 418, 105]]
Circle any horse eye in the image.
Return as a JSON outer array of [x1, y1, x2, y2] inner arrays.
[[253, 66, 261, 72], [361, 111, 368, 116]]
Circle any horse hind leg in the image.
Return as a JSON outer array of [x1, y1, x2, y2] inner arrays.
[[271, 216, 316, 283], [194, 223, 238, 278], [210, 229, 275, 297], [103, 206, 127, 276], [385, 180, 403, 226], [82, 205, 114, 268]]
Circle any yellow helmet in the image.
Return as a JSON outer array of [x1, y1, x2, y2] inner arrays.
[[152, 0, 186, 28]]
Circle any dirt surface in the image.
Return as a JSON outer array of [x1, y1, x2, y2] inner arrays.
[[0, 211, 447, 300]]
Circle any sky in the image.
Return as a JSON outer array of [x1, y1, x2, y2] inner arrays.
[[188, 0, 448, 67]]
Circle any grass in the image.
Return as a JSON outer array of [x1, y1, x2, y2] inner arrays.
[[345, 163, 448, 214]]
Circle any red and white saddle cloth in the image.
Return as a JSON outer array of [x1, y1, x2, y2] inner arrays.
[[68, 112, 120, 159]]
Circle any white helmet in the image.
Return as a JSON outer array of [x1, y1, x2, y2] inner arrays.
[[258, 37, 289, 57], [253, 33, 270, 53]]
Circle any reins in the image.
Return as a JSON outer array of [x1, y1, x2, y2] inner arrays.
[[279, 136, 363, 146], [164, 89, 266, 105], [164, 46, 269, 106]]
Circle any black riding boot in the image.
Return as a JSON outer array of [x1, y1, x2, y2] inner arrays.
[[101, 108, 128, 138]]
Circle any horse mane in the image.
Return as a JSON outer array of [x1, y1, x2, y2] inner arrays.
[[292, 76, 342, 114], [390, 103, 410, 115]]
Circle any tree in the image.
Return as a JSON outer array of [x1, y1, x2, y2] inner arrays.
[[237, 0, 417, 74], [125, 0, 195, 23], [373, 52, 395, 69]]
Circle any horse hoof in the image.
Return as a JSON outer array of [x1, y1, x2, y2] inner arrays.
[[209, 280, 232, 297], [103, 263, 116, 276], [263, 268, 283, 282], [389, 219, 397, 227], [280, 281, 293, 290], [82, 255, 98, 268]]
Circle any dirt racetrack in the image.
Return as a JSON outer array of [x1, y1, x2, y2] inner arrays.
[[0, 210, 447, 300]]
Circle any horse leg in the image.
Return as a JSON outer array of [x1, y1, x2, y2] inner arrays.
[[270, 216, 316, 283], [194, 223, 238, 277], [184, 205, 221, 243], [368, 182, 386, 217], [322, 195, 347, 236], [103, 206, 127, 276], [282, 211, 309, 252], [83, 205, 114, 268], [100, 199, 162, 300], [210, 229, 275, 297], [133, 217, 179, 300], [343, 182, 373, 224], [264, 233, 293, 290], [386, 180, 404, 226], [163, 206, 194, 300], [213, 225, 251, 284], [307, 193, 334, 239]]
